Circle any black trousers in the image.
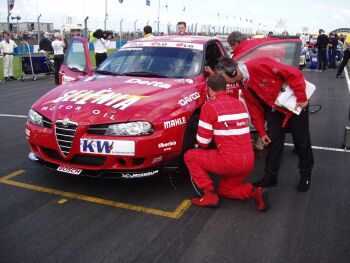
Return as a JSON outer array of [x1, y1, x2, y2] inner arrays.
[[317, 48, 327, 70], [264, 106, 314, 179], [53, 54, 64, 85], [95, 52, 107, 67], [336, 48, 350, 76]]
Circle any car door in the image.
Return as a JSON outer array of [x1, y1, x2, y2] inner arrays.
[[234, 39, 302, 68], [59, 36, 92, 85]]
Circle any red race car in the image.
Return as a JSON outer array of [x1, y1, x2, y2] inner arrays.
[[26, 36, 301, 178]]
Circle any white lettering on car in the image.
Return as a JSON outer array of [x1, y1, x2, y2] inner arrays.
[[178, 92, 200, 106], [164, 117, 186, 129], [44, 90, 147, 111], [125, 78, 172, 89]]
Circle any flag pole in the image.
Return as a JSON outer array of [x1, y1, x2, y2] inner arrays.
[[7, 0, 11, 31], [157, 0, 161, 34]]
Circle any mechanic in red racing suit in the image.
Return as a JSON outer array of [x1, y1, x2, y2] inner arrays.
[[216, 57, 314, 192], [184, 74, 269, 211]]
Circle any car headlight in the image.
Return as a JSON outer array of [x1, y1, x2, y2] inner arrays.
[[105, 121, 153, 136], [28, 109, 43, 127]]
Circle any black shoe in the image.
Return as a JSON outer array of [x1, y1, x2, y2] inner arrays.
[[297, 177, 311, 192], [4, 77, 10, 81], [336, 75, 344, 78], [10, 76, 16, 80], [253, 177, 278, 187]]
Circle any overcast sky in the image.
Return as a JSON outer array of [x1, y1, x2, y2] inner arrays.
[[1, 0, 349, 34]]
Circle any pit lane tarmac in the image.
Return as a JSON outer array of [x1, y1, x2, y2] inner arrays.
[[0, 73, 349, 263]]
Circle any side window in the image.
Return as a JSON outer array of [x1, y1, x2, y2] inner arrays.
[[205, 43, 223, 69], [237, 42, 299, 66], [64, 40, 87, 72]]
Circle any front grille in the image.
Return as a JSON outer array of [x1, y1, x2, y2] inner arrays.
[[42, 116, 52, 128], [55, 120, 78, 156], [42, 147, 106, 167], [88, 124, 109, 135]]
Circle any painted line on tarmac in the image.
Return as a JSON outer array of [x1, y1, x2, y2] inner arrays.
[[345, 67, 350, 94], [0, 170, 191, 219], [284, 143, 349, 153], [0, 114, 27, 118]]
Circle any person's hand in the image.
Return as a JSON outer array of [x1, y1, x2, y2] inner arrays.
[[204, 66, 213, 76], [261, 135, 272, 146], [295, 100, 308, 111]]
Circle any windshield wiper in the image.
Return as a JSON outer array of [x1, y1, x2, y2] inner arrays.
[[123, 71, 169, 78], [95, 70, 121, 76]]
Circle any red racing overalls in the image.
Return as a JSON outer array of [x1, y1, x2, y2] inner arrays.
[[184, 92, 255, 199]]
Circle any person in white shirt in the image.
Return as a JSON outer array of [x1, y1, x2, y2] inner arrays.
[[0, 32, 17, 81], [92, 29, 111, 67], [51, 32, 65, 84]]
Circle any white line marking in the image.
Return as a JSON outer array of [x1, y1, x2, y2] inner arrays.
[[284, 143, 348, 153], [345, 67, 350, 95], [0, 114, 27, 118]]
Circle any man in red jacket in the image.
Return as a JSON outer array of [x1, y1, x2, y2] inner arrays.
[[184, 74, 269, 211], [215, 57, 314, 192]]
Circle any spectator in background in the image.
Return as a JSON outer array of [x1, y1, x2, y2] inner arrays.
[[51, 33, 65, 85], [39, 33, 53, 53], [91, 29, 111, 67], [177, 21, 188, 35], [143, 25, 153, 38], [328, 33, 338, 70], [336, 34, 350, 78], [316, 29, 329, 71], [267, 31, 273, 37], [0, 32, 17, 81]]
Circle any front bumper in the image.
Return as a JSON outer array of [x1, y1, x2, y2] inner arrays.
[[28, 152, 161, 178]]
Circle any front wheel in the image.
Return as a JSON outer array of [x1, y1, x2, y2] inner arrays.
[[179, 113, 199, 177]]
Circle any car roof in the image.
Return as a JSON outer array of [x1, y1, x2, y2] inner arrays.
[[129, 35, 216, 44]]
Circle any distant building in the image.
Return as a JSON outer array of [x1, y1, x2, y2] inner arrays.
[[0, 22, 54, 32]]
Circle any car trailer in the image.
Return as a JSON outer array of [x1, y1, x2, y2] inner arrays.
[[18, 41, 54, 81]]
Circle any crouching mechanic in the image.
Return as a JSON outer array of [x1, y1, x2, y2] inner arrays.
[[184, 74, 269, 211], [216, 57, 314, 192]]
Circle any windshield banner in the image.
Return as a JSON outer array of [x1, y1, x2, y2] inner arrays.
[[122, 41, 203, 51]]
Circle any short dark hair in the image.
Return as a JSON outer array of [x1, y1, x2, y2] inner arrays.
[[207, 74, 227, 92], [217, 56, 238, 72], [227, 31, 246, 45], [319, 29, 324, 34], [144, 25, 152, 34], [3, 31, 9, 37], [268, 31, 273, 35], [177, 21, 187, 27]]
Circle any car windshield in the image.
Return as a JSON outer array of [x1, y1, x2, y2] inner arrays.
[[97, 46, 203, 78]]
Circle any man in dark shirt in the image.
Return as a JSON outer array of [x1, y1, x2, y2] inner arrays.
[[316, 29, 329, 71], [328, 33, 338, 70]]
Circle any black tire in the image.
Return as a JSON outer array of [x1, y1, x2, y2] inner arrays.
[[179, 113, 200, 177]]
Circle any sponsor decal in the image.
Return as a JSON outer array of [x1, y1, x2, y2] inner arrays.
[[236, 120, 248, 127], [185, 79, 194, 84], [43, 89, 147, 111], [125, 78, 172, 89], [178, 92, 200, 106], [164, 117, 186, 129], [121, 170, 159, 178], [80, 139, 135, 156], [152, 156, 163, 164], [62, 75, 76, 84], [120, 47, 143, 51], [57, 166, 82, 175], [123, 41, 203, 51], [25, 128, 30, 138], [158, 141, 176, 148]]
